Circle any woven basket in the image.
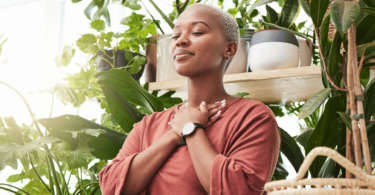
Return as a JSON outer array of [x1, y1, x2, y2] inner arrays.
[[264, 147, 375, 195]]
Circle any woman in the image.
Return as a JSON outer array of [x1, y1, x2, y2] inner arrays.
[[99, 3, 280, 195]]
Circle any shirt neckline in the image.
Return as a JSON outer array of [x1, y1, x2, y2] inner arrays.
[[173, 96, 244, 113]]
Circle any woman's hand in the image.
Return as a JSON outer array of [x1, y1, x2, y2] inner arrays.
[[169, 100, 225, 138]]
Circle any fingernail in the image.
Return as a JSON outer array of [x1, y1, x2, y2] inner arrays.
[[221, 99, 226, 103], [221, 102, 226, 107], [217, 110, 221, 115], [201, 101, 206, 105], [215, 101, 220, 104], [186, 102, 189, 106]]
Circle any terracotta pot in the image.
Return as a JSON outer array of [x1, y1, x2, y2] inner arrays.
[[249, 29, 299, 72], [298, 38, 313, 67], [144, 34, 162, 83]]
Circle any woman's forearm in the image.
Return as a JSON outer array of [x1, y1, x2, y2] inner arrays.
[[185, 128, 218, 194], [122, 130, 180, 195]]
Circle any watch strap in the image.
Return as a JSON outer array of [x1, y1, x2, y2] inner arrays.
[[179, 123, 205, 146]]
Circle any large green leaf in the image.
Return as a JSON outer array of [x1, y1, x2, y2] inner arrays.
[[96, 69, 164, 112], [299, 0, 311, 16], [295, 128, 314, 148], [55, 45, 76, 67], [357, 42, 375, 57], [364, 77, 375, 121], [278, 0, 300, 28], [361, 7, 375, 17], [305, 95, 346, 178], [101, 86, 144, 133], [84, 0, 111, 26], [0, 136, 59, 171], [76, 34, 99, 54], [363, 62, 375, 68], [37, 115, 127, 160], [247, 0, 277, 18], [298, 88, 331, 120], [320, 14, 331, 56], [337, 112, 352, 132], [356, 14, 375, 45], [360, 67, 370, 87], [363, 0, 375, 8], [266, 5, 279, 23], [272, 154, 289, 180], [327, 32, 342, 78], [55, 137, 95, 169], [280, 128, 305, 174], [261, 21, 310, 39], [55, 84, 80, 107], [155, 91, 183, 109], [90, 19, 106, 31], [330, 0, 360, 36], [318, 157, 340, 178], [310, 0, 330, 28]]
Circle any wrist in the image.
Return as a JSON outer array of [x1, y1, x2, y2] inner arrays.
[[166, 130, 182, 145]]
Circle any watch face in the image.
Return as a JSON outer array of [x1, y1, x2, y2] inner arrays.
[[182, 122, 195, 136]]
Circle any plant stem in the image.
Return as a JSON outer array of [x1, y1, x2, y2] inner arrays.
[[359, 55, 365, 74], [28, 153, 50, 192], [140, 0, 165, 34], [0, 183, 30, 195], [0, 186, 24, 195], [346, 25, 363, 169], [49, 94, 54, 118], [312, 28, 347, 92], [0, 81, 63, 194], [348, 23, 372, 175], [345, 93, 354, 178], [99, 55, 114, 68], [47, 156, 63, 195], [147, 0, 175, 29]]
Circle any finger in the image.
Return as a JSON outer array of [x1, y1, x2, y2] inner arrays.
[[207, 110, 221, 127], [208, 102, 226, 116], [200, 101, 208, 114], [206, 102, 221, 110]]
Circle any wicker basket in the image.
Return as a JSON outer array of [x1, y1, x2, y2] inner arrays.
[[264, 147, 375, 195]]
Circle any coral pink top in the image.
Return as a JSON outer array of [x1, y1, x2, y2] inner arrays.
[[99, 97, 281, 195]]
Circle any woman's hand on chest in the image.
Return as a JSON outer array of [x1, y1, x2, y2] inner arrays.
[[169, 100, 225, 138]]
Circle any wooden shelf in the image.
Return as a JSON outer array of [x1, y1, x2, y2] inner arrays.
[[148, 66, 375, 104]]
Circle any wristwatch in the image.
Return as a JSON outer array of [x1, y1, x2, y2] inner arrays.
[[178, 122, 205, 146]]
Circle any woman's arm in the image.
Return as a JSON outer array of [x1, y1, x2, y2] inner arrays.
[[185, 128, 217, 193], [122, 130, 180, 195]]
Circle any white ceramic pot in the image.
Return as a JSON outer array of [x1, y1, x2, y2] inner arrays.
[[249, 29, 299, 72], [298, 38, 313, 67], [226, 39, 250, 74], [156, 34, 250, 82]]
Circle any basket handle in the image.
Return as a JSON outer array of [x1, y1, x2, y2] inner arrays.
[[295, 147, 371, 181]]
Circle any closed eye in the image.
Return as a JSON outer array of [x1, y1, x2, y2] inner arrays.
[[172, 32, 203, 40]]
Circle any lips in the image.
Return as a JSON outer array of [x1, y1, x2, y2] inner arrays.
[[174, 49, 194, 60]]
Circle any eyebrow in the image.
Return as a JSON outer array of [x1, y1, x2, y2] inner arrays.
[[173, 21, 210, 29]]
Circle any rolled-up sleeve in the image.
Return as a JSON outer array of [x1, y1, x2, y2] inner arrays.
[[210, 110, 281, 195], [99, 119, 145, 195]]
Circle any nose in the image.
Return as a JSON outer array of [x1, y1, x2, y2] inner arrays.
[[175, 33, 190, 47]]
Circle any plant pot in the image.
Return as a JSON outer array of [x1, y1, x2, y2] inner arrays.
[[97, 50, 146, 81], [240, 28, 254, 45], [298, 38, 313, 67], [249, 29, 299, 72], [144, 34, 163, 82], [226, 39, 250, 74], [156, 34, 250, 82]]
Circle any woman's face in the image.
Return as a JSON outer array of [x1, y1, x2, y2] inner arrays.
[[169, 6, 228, 78]]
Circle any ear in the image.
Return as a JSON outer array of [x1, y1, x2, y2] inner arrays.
[[224, 42, 238, 59]]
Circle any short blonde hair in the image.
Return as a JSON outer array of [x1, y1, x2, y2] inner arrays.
[[187, 3, 240, 68]]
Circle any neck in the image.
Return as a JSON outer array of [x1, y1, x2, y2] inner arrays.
[[186, 71, 232, 108]]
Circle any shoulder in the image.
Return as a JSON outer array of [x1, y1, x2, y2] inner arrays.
[[232, 98, 276, 120]]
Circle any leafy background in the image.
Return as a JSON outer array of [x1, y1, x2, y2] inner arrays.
[[0, 0, 320, 193]]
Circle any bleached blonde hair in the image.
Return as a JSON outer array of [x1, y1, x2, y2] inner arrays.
[[187, 3, 240, 68], [188, 4, 239, 46]]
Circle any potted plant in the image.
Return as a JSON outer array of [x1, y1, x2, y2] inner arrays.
[[246, 0, 301, 72]]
